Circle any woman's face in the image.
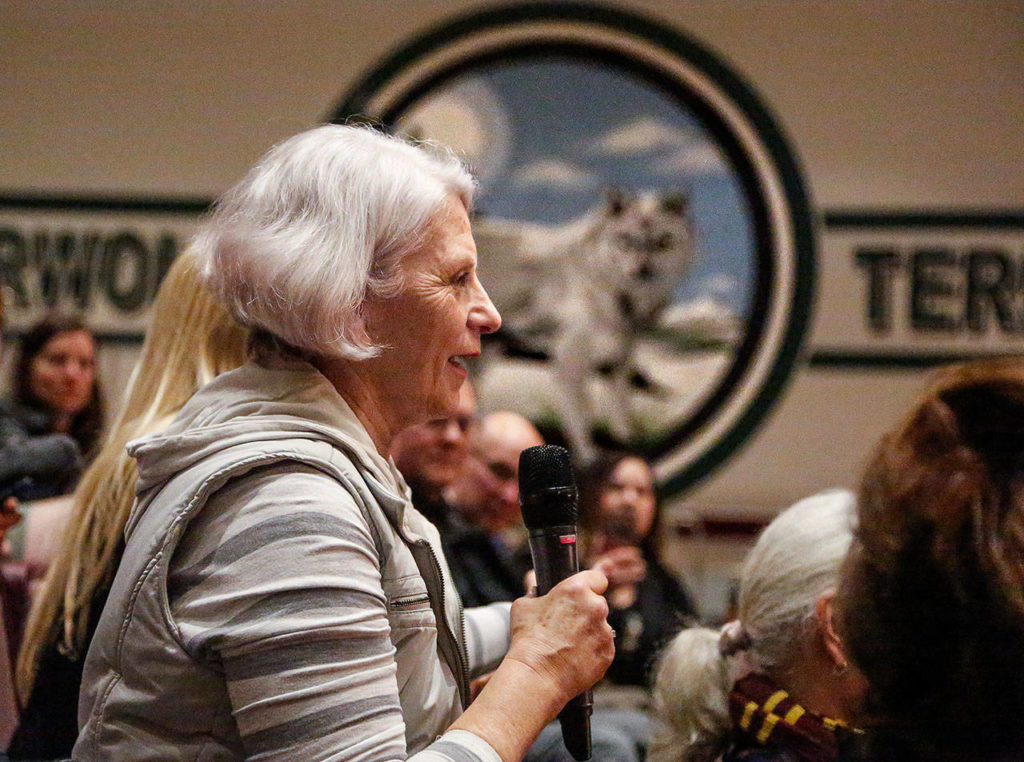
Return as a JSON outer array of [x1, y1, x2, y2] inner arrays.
[[361, 196, 501, 433], [599, 456, 657, 540], [28, 329, 96, 417]]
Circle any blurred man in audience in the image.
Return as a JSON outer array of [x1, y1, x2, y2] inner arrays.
[[391, 381, 477, 529], [441, 411, 544, 607]]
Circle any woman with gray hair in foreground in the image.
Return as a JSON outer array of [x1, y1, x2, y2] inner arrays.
[[74, 124, 614, 762], [648, 490, 867, 762]]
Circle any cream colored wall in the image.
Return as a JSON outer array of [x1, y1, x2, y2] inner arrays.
[[2, 0, 1022, 537], [4, 1, 1018, 206]]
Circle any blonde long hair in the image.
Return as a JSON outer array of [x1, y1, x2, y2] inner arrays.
[[15, 248, 249, 702]]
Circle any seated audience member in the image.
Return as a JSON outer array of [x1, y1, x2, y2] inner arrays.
[[649, 490, 867, 762], [0, 290, 21, 543], [391, 380, 477, 529], [836, 359, 1024, 762], [0, 314, 104, 500], [0, 290, 20, 751], [441, 410, 544, 607], [580, 452, 697, 692], [8, 250, 249, 760]]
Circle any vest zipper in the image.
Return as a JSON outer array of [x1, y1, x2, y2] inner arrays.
[[412, 539, 471, 708]]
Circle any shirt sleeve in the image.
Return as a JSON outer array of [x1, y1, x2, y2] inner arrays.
[[168, 462, 499, 762], [463, 602, 512, 678]]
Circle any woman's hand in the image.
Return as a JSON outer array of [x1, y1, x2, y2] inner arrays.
[[591, 545, 646, 588], [505, 568, 615, 705], [448, 568, 614, 759]]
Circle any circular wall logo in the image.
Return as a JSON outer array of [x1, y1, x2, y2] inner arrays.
[[334, 2, 815, 496]]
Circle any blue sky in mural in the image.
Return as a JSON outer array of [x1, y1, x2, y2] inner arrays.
[[399, 56, 754, 315]]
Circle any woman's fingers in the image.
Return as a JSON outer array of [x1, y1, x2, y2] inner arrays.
[[507, 569, 615, 702], [591, 546, 646, 587]]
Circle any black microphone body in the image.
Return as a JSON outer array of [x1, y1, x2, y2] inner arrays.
[[519, 445, 593, 761]]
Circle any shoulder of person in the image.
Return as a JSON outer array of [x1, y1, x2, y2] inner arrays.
[[0, 400, 51, 435]]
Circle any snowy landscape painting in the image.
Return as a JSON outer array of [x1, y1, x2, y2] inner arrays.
[[396, 56, 755, 460]]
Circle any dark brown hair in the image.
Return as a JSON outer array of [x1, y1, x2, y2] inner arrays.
[[12, 313, 105, 456], [839, 358, 1024, 759], [578, 450, 663, 555]]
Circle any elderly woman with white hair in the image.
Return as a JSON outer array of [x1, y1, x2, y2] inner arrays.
[[74, 125, 614, 762], [648, 490, 868, 762]]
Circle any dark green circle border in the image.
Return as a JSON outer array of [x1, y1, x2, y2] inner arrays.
[[332, 1, 817, 499]]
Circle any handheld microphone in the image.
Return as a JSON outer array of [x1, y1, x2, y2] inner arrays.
[[518, 444, 592, 761]]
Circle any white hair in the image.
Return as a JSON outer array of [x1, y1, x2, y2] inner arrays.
[[648, 489, 856, 762], [649, 628, 730, 762], [193, 123, 476, 360], [738, 488, 856, 672]]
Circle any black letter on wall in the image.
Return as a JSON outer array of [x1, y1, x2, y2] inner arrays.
[[965, 249, 1015, 332], [911, 248, 958, 332], [0, 228, 28, 307], [855, 247, 902, 332], [101, 233, 149, 311], [33, 231, 89, 308]]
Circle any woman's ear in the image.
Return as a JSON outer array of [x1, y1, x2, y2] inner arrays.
[[815, 590, 849, 673]]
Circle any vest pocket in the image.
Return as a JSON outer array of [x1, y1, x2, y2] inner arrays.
[[391, 593, 429, 609], [382, 573, 435, 631]]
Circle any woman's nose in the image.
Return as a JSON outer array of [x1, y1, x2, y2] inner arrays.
[[470, 277, 501, 334]]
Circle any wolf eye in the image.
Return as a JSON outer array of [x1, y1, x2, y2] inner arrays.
[[661, 194, 688, 215], [656, 232, 674, 249]]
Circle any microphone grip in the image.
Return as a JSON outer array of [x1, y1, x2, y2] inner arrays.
[[559, 692, 593, 761], [528, 526, 593, 761], [528, 525, 579, 595]]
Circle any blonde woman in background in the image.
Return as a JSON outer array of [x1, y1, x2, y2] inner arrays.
[[9, 249, 249, 760], [648, 490, 867, 762]]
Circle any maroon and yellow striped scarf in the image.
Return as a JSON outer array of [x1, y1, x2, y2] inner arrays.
[[728, 673, 849, 762]]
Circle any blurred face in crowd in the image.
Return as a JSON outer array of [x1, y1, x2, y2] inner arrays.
[[451, 412, 544, 532], [392, 382, 477, 496], [29, 329, 96, 418], [599, 456, 657, 542]]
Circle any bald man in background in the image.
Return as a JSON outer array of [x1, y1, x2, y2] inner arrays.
[[441, 411, 544, 608]]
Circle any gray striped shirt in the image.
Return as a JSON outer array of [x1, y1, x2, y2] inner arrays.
[[169, 463, 503, 762]]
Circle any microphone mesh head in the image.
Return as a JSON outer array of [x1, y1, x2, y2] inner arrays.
[[518, 444, 578, 527]]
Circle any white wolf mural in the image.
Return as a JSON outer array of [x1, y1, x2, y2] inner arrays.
[[474, 189, 697, 461]]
